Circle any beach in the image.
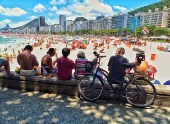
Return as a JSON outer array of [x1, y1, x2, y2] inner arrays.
[[1, 34, 170, 85]]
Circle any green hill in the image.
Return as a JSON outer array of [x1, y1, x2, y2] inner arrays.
[[13, 18, 48, 30], [74, 17, 87, 24], [128, 0, 170, 15]]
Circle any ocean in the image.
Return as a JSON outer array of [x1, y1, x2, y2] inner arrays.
[[0, 35, 29, 53]]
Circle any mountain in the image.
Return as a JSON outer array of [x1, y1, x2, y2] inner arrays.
[[74, 17, 88, 24], [128, 0, 170, 15], [13, 18, 48, 30], [0, 24, 11, 30]]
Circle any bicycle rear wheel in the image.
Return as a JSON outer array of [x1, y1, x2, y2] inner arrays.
[[126, 78, 157, 107], [78, 74, 104, 102]]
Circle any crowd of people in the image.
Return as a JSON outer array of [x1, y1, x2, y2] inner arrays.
[[0, 44, 155, 84]]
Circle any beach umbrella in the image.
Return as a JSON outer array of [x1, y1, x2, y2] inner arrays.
[[152, 80, 161, 85], [163, 80, 170, 85]]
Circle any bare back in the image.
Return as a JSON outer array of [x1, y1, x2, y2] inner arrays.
[[17, 53, 39, 70]]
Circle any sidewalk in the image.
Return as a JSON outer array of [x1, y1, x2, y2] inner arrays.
[[0, 88, 170, 124]]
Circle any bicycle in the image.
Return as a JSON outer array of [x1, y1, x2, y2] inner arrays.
[[78, 51, 157, 107]]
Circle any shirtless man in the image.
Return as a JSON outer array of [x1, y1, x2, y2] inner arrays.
[[0, 59, 13, 77], [17, 45, 39, 70]]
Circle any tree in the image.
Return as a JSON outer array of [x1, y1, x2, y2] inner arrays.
[[154, 27, 170, 36]]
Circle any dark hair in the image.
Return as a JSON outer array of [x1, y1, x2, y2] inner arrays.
[[117, 47, 125, 55], [62, 48, 70, 57], [47, 48, 55, 54], [136, 51, 145, 63], [24, 45, 33, 51]]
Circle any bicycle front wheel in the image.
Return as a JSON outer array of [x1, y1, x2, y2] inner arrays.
[[126, 78, 157, 107], [78, 74, 104, 102]]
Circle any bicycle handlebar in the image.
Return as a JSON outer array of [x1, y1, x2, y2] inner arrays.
[[93, 51, 106, 58]]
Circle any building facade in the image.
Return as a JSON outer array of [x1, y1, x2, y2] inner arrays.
[[59, 15, 66, 32], [112, 14, 128, 30], [136, 6, 169, 28], [129, 15, 140, 31], [39, 16, 46, 27]]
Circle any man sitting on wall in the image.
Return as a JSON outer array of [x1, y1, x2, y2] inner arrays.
[[17, 45, 39, 76]]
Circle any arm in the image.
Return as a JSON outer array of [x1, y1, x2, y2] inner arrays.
[[107, 57, 112, 72], [32, 55, 39, 67], [71, 60, 75, 70], [124, 59, 131, 73], [48, 57, 53, 70], [17, 54, 21, 65]]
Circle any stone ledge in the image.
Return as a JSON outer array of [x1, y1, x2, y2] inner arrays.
[[0, 74, 170, 107]]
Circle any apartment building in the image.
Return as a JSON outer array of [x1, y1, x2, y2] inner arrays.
[[128, 15, 140, 31], [50, 24, 61, 33], [81, 21, 89, 30], [167, 8, 170, 28], [112, 14, 128, 30], [135, 6, 169, 28]]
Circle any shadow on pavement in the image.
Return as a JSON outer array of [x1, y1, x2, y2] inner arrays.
[[0, 87, 170, 124]]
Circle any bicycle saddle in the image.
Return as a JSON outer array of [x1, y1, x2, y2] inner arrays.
[[122, 63, 135, 68]]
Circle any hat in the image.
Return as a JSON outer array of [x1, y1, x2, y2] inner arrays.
[[77, 51, 85, 58]]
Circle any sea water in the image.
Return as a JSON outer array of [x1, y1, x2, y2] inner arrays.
[[0, 35, 29, 53]]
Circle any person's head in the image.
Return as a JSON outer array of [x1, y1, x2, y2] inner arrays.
[[24, 45, 33, 52], [62, 48, 70, 58], [115, 47, 125, 56], [77, 51, 85, 58], [136, 51, 145, 63], [47, 48, 56, 57]]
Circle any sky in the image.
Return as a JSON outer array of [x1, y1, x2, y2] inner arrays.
[[0, 0, 161, 28]]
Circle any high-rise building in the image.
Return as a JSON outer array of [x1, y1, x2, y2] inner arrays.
[[129, 16, 140, 31], [39, 16, 46, 27], [59, 15, 66, 32], [112, 14, 128, 30]]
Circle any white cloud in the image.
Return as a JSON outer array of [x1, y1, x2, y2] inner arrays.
[[50, 0, 66, 5], [0, 5, 27, 16], [113, 6, 128, 12], [76, 5, 92, 13], [56, 10, 72, 15], [55, 0, 115, 20], [49, 6, 58, 11], [46, 19, 59, 25], [85, 0, 114, 13], [49, 12, 54, 16], [0, 19, 12, 28], [28, 16, 37, 20], [33, 4, 46, 12]]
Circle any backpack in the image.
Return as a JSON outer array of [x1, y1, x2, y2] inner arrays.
[[148, 65, 157, 79]]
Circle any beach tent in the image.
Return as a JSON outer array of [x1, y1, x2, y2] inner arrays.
[[163, 80, 170, 85], [159, 35, 169, 39], [152, 80, 161, 85]]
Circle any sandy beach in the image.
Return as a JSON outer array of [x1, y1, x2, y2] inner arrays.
[[2, 34, 170, 85]]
